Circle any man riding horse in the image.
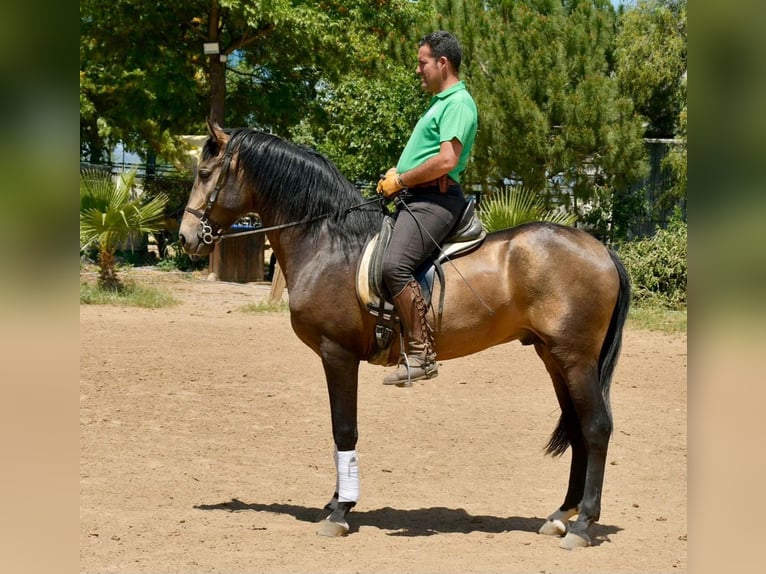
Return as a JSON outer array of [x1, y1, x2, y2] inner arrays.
[[376, 31, 478, 386]]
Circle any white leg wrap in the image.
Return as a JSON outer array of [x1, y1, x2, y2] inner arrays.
[[336, 449, 360, 503]]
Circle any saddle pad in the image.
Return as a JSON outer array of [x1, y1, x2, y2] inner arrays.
[[356, 225, 486, 312], [356, 233, 380, 310]]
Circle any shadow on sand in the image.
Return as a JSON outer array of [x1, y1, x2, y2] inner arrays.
[[194, 499, 622, 543]]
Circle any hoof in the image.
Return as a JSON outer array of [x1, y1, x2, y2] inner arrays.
[[539, 518, 568, 537], [316, 518, 349, 537], [559, 531, 591, 550]]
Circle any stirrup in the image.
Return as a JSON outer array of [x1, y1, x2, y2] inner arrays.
[[383, 349, 414, 388], [382, 349, 438, 388]]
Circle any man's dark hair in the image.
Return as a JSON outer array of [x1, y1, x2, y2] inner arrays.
[[420, 30, 462, 72]]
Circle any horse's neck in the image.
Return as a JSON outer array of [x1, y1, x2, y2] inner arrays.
[[268, 224, 365, 293], [266, 229, 324, 286]]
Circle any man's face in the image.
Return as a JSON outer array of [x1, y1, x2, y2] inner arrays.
[[416, 44, 443, 94]]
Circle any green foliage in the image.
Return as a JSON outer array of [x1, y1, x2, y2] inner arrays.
[[478, 187, 577, 233], [80, 0, 422, 159], [291, 68, 427, 181], [617, 212, 687, 309], [287, 5, 428, 180], [155, 241, 209, 272], [615, 0, 687, 138], [660, 102, 687, 211], [238, 300, 289, 314], [579, 184, 650, 242], [80, 1, 208, 160], [80, 278, 178, 308], [430, 0, 647, 215], [141, 175, 193, 223], [80, 169, 168, 252], [628, 303, 686, 333], [80, 168, 168, 289]]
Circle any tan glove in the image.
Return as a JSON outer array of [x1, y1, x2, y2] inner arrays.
[[376, 167, 405, 198]]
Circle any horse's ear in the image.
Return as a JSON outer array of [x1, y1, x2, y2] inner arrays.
[[206, 118, 229, 147]]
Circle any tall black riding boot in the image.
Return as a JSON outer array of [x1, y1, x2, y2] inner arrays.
[[383, 279, 438, 386]]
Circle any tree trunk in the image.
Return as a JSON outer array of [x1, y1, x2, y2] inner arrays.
[[98, 248, 123, 291], [145, 148, 157, 177], [209, 58, 226, 126], [207, 0, 225, 126]]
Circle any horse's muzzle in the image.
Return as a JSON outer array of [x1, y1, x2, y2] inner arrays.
[[178, 228, 214, 257]]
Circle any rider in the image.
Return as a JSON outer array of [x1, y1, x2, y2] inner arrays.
[[377, 30, 478, 385]]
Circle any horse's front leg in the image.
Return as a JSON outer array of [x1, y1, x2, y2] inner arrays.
[[316, 342, 360, 537]]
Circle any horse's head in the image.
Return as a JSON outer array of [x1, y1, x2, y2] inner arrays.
[[179, 119, 252, 256]]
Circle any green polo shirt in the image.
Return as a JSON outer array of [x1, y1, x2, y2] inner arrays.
[[396, 81, 477, 184]]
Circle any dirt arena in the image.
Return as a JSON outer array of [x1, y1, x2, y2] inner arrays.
[[80, 269, 687, 573]]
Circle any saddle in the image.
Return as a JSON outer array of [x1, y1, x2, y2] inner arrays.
[[356, 194, 486, 365]]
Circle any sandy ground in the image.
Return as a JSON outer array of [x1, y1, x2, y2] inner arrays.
[[80, 268, 687, 573]]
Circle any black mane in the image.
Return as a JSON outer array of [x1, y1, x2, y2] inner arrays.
[[203, 128, 382, 254]]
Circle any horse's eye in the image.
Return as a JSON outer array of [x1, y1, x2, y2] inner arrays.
[[198, 168, 212, 180]]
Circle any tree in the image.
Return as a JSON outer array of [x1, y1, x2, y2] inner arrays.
[[80, 0, 422, 162], [614, 0, 687, 139], [431, 0, 647, 219], [265, 6, 430, 181], [614, 0, 686, 228], [290, 66, 428, 183], [80, 169, 168, 290], [661, 99, 686, 210], [80, 1, 207, 162]]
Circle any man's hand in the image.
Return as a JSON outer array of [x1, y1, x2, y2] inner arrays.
[[376, 167, 405, 198]]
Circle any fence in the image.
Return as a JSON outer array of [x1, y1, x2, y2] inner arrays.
[[628, 139, 686, 237]]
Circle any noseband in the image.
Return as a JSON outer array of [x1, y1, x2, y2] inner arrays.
[[184, 145, 236, 245]]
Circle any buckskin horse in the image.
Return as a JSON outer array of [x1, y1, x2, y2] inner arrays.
[[179, 120, 630, 549]]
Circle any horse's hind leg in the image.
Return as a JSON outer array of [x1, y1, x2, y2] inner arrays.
[[535, 345, 585, 537], [563, 369, 612, 549], [536, 344, 612, 549], [537, 367, 585, 536]]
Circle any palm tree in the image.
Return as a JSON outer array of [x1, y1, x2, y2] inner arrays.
[[477, 186, 577, 233], [80, 168, 168, 290]]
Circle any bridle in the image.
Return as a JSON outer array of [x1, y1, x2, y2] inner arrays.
[[184, 145, 236, 245]]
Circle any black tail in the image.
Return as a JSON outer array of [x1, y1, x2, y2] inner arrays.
[[545, 249, 631, 457], [596, 250, 631, 427]]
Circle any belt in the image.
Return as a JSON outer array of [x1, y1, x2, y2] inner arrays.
[[409, 175, 459, 193]]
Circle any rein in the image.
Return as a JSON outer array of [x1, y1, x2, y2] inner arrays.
[[216, 196, 382, 241]]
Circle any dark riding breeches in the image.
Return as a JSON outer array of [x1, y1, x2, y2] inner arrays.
[[382, 187, 466, 297]]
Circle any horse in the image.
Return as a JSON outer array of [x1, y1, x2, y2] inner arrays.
[[179, 119, 631, 549]]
